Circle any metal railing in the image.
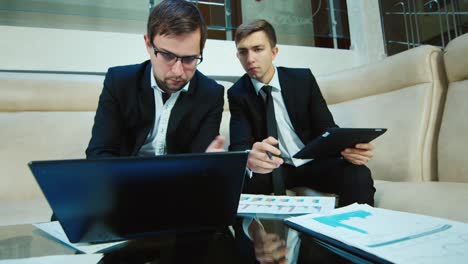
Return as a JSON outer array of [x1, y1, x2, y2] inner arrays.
[[148, 0, 348, 49], [381, 0, 466, 51]]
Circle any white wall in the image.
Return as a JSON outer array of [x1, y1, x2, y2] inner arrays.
[[0, 1, 386, 77], [347, 0, 387, 65], [0, 26, 147, 73], [240, 0, 315, 47], [0, 25, 357, 77]]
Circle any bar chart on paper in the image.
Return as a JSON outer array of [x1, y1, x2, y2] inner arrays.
[[285, 203, 468, 264], [237, 194, 335, 219]]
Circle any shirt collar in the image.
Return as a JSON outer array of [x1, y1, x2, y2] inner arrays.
[[150, 66, 189, 94], [250, 66, 281, 95]]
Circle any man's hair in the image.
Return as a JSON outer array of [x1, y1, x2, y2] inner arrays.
[[235, 19, 277, 47], [147, 0, 207, 53]]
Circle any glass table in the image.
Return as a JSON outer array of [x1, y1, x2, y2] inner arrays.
[[0, 221, 357, 264], [0, 224, 75, 259]]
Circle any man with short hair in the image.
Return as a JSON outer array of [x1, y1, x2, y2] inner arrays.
[[86, 1, 226, 263], [229, 19, 376, 263], [87, 0, 224, 158], [86, 2, 284, 263], [230, 18, 376, 205]]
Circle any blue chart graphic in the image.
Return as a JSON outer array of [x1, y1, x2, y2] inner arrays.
[[367, 224, 452, 248], [313, 210, 371, 234]]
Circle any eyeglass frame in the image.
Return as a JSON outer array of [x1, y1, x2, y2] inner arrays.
[[151, 44, 203, 67]]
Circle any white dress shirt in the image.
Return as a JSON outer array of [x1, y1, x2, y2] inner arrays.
[[250, 67, 312, 167], [138, 67, 189, 156]]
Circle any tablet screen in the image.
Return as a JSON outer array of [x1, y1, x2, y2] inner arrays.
[[293, 128, 387, 160]]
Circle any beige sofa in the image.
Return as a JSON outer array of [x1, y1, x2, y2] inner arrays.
[[1, 33, 467, 226], [0, 72, 102, 226], [316, 33, 468, 222], [0, 71, 234, 226]]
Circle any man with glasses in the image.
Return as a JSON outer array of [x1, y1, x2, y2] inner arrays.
[[86, 0, 226, 262], [86, 0, 224, 159], [86, 1, 283, 263]]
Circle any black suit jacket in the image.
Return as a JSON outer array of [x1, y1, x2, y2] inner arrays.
[[86, 60, 224, 158], [228, 67, 337, 193]]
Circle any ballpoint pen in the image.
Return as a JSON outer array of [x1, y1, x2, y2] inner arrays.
[[266, 151, 273, 160]]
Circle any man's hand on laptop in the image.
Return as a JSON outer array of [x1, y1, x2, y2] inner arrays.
[[205, 135, 226, 152], [341, 143, 374, 165], [248, 137, 284, 174]]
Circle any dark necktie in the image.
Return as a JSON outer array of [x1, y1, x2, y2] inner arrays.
[[162, 92, 170, 104], [261, 85, 286, 195]]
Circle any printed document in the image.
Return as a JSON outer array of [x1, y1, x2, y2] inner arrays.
[[34, 221, 127, 254], [237, 194, 335, 219], [0, 254, 102, 264], [285, 203, 468, 264]]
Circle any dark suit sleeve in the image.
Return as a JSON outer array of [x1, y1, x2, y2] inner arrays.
[[189, 84, 225, 153], [228, 88, 255, 152], [86, 69, 125, 158]]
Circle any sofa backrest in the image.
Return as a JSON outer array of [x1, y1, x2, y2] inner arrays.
[[0, 72, 233, 201], [438, 33, 468, 183], [217, 81, 234, 150], [0, 72, 103, 201], [316, 45, 447, 182]]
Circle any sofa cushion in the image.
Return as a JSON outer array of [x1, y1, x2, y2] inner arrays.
[[328, 85, 431, 182], [0, 112, 95, 201], [438, 33, 468, 183], [217, 81, 233, 149], [444, 33, 468, 83], [216, 81, 233, 111], [437, 81, 468, 183], [0, 74, 234, 226], [317, 45, 446, 182], [0, 72, 102, 111], [220, 111, 231, 149], [0, 199, 52, 226], [375, 180, 468, 223]]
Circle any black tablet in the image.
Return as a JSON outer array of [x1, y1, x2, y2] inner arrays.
[[293, 128, 387, 160]]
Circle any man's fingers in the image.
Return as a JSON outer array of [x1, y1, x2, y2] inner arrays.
[[342, 148, 373, 159], [255, 235, 284, 254], [248, 144, 283, 174], [256, 139, 281, 157], [213, 135, 225, 147], [255, 243, 288, 263], [277, 258, 288, 264], [270, 244, 288, 260], [343, 153, 368, 163], [342, 152, 369, 165], [250, 160, 279, 171], [356, 143, 374, 150], [253, 231, 288, 264], [263, 136, 279, 146], [205, 135, 225, 152], [250, 151, 283, 165]]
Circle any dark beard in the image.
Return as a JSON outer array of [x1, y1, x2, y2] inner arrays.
[[155, 78, 187, 94]]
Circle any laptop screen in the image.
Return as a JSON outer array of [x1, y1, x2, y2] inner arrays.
[[29, 151, 248, 243]]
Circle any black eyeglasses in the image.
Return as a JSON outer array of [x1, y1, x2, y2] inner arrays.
[[151, 45, 203, 67]]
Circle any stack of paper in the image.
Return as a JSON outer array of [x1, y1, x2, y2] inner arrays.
[[237, 194, 336, 219], [34, 222, 127, 254], [285, 203, 468, 264], [0, 255, 103, 264]]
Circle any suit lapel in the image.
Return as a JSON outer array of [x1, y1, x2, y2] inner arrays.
[[278, 68, 299, 130], [133, 63, 155, 154]]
